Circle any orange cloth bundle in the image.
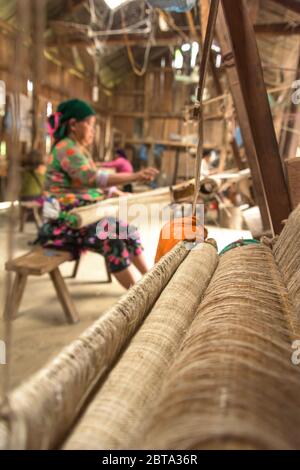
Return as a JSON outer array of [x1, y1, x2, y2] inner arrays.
[[155, 217, 208, 263]]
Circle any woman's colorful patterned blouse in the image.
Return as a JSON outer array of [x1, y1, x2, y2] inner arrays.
[[45, 137, 107, 208], [39, 137, 144, 273]]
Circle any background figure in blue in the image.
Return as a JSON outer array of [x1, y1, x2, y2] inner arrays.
[[138, 145, 148, 169]]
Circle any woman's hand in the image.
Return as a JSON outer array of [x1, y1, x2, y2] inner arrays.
[[135, 168, 159, 183], [105, 168, 159, 187]]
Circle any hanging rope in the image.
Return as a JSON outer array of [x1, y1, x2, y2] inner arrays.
[[160, 10, 189, 43], [121, 7, 153, 77], [192, 0, 220, 215]]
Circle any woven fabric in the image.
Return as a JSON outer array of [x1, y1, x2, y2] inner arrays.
[[274, 203, 300, 331], [138, 245, 300, 450], [0, 243, 188, 450], [63, 243, 218, 450]]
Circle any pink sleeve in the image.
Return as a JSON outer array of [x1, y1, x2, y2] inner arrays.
[[101, 161, 118, 169]]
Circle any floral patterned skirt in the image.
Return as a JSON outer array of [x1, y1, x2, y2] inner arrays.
[[38, 216, 143, 273]]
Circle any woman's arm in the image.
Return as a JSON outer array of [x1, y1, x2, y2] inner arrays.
[[106, 168, 158, 186], [60, 146, 158, 188]]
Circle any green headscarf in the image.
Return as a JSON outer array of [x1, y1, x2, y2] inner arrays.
[[48, 99, 96, 142]]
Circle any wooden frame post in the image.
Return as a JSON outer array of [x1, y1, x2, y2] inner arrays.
[[216, 6, 270, 230], [219, 0, 291, 235]]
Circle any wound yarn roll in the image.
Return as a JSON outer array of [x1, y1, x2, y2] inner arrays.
[[139, 245, 300, 450], [63, 243, 218, 450], [0, 243, 188, 450]]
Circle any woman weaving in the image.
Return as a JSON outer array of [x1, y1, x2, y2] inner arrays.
[[38, 99, 158, 289]]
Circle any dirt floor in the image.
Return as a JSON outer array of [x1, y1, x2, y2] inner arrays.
[[0, 199, 251, 392]]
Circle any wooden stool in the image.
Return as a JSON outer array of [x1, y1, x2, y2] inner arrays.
[[5, 248, 79, 324]]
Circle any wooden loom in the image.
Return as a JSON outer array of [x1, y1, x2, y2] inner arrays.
[[1, 205, 300, 450], [68, 187, 171, 229], [1, 0, 299, 450]]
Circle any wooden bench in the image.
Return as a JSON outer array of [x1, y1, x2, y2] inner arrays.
[[5, 248, 113, 324], [5, 248, 79, 324]]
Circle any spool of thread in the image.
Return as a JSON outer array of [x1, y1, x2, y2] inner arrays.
[[199, 177, 219, 199]]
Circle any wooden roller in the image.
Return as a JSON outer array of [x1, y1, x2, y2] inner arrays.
[[170, 180, 195, 203], [199, 177, 220, 199], [273, 203, 300, 326], [0, 243, 188, 450], [69, 188, 171, 229], [63, 243, 218, 450], [170, 178, 220, 204], [137, 244, 300, 450]]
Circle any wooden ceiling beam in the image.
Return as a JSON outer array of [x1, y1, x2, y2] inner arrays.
[[46, 21, 300, 48], [271, 0, 300, 15]]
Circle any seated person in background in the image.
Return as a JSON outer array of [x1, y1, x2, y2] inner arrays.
[[201, 149, 213, 177], [100, 149, 134, 193], [39, 98, 158, 290], [20, 150, 46, 204], [20, 165, 45, 203], [19, 154, 46, 231]]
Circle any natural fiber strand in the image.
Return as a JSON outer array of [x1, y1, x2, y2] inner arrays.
[[273, 203, 300, 328], [63, 243, 218, 450], [0, 243, 188, 450], [138, 245, 300, 450], [286, 159, 300, 209]]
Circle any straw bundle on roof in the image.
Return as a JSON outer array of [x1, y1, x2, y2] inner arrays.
[[138, 244, 300, 450], [0, 243, 188, 450], [63, 243, 218, 450]]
